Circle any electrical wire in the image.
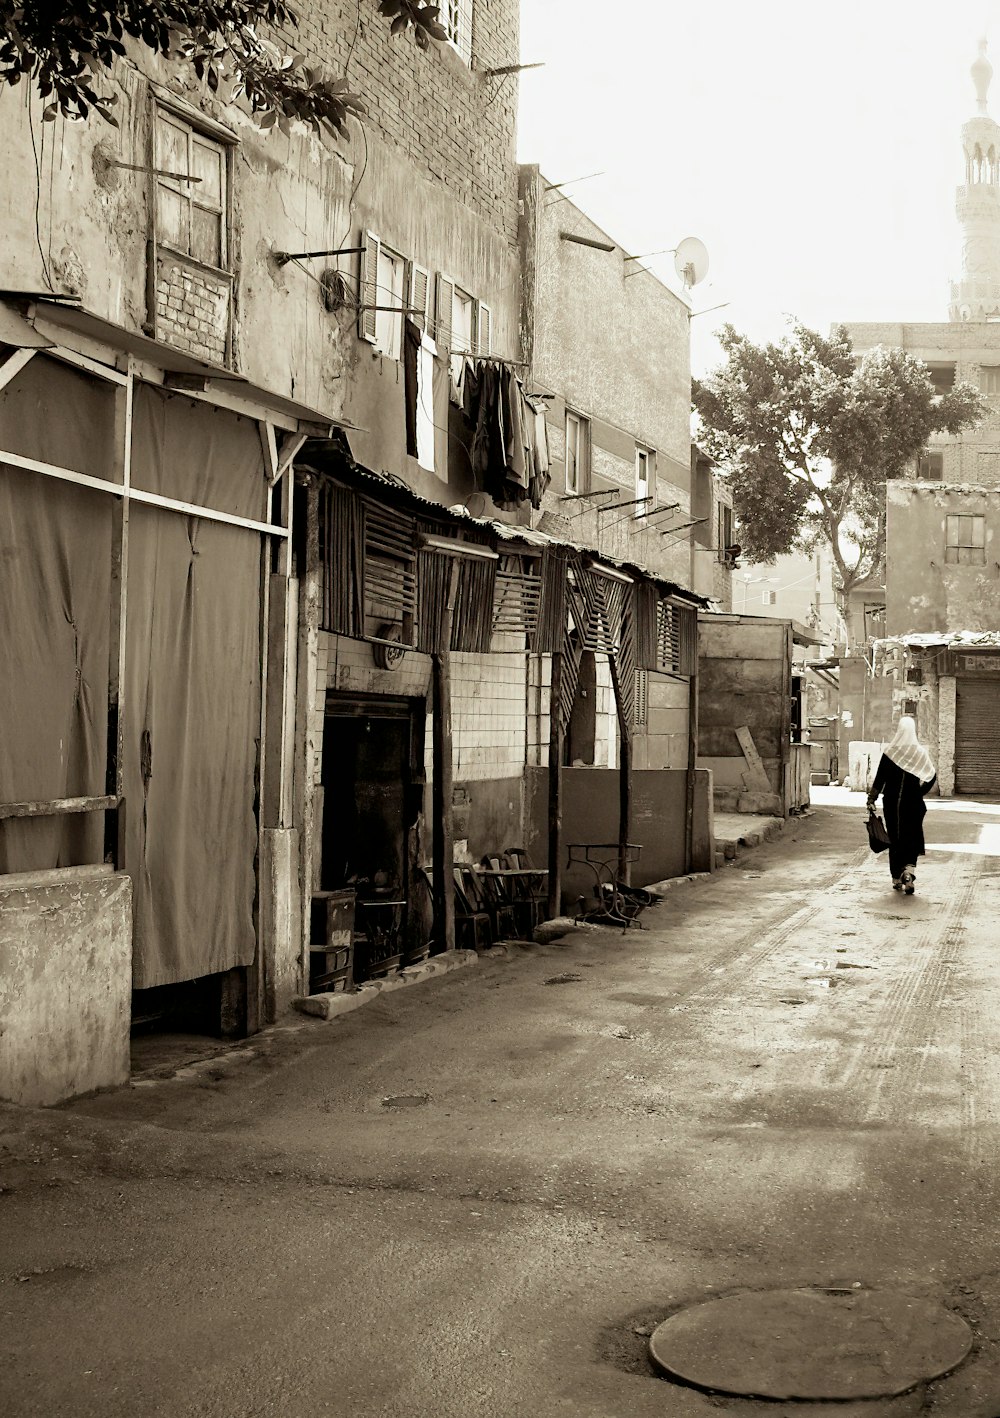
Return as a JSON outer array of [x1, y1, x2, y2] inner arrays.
[[26, 93, 53, 291]]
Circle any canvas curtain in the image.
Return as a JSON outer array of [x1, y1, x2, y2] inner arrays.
[[125, 386, 264, 988], [0, 357, 114, 872]]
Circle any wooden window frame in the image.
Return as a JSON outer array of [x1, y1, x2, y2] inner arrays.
[[945, 513, 986, 565], [565, 410, 590, 495], [153, 106, 230, 273]]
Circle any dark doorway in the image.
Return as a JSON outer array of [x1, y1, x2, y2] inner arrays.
[[565, 649, 597, 765], [322, 710, 409, 892], [321, 695, 428, 978]]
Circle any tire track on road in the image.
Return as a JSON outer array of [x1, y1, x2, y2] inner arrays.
[[858, 855, 980, 1125]]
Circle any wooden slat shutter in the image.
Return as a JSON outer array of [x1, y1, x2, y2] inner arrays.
[[409, 261, 431, 330], [491, 552, 542, 646], [476, 301, 492, 356], [435, 273, 454, 353], [361, 499, 417, 644], [359, 232, 380, 343]]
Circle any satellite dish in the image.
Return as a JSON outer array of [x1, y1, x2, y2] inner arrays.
[[674, 236, 709, 289]]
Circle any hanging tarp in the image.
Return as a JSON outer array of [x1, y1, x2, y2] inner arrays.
[[0, 465, 112, 872], [124, 386, 263, 988]]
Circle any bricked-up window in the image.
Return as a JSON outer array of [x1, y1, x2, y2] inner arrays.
[[946, 513, 987, 565], [565, 411, 590, 494], [443, 0, 473, 64], [155, 110, 228, 270]]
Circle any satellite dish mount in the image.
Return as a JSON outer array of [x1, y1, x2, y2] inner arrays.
[[674, 236, 709, 290]]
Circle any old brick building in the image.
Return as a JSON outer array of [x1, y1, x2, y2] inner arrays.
[[0, 1, 713, 1102]]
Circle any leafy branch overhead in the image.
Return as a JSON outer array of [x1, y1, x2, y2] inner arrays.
[[692, 322, 986, 604], [0, 0, 447, 137]]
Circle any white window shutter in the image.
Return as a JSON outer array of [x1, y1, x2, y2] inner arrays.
[[476, 300, 492, 356], [359, 232, 380, 343], [409, 261, 431, 330], [435, 273, 455, 352]]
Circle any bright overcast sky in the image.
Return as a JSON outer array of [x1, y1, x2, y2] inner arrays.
[[517, 0, 996, 374]]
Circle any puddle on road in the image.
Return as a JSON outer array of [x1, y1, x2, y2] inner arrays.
[[382, 1094, 430, 1109], [544, 972, 583, 986]]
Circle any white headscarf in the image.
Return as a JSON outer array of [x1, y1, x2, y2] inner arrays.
[[884, 715, 935, 783]]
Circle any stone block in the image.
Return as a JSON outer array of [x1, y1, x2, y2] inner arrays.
[[0, 870, 132, 1106]]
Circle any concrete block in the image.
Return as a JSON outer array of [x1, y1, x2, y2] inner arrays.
[[0, 870, 132, 1106], [739, 831, 762, 848], [723, 841, 737, 860]]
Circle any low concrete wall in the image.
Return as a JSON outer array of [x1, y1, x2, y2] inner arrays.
[[525, 766, 713, 913], [0, 867, 132, 1106]]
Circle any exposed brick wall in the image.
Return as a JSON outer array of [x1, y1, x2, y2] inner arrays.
[[277, 0, 520, 245], [155, 256, 230, 366]]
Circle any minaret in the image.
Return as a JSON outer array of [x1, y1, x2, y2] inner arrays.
[[950, 39, 1000, 321]]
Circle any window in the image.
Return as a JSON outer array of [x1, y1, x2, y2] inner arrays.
[[565, 411, 590, 494], [443, 0, 473, 64], [635, 445, 653, 517], [946, 513, 986, 565], [926, 363, 956, 395], [863, 602, 885, 639], [917, 452, 944, 479], [451, 287, 474, 383], [762, 588, 778, 606], [359, 234, 412, 359], [717, 502, 735, 561], [433, 274, 491, 381], [982, 366, 1000, 394], [154, 110, 227, 269]]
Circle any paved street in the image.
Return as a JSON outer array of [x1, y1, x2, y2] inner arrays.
[[5, 791, 1000, 1416]]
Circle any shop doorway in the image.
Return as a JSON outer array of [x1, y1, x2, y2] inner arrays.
[[320, 695, 428, 979]]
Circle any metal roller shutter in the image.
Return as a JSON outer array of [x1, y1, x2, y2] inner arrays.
[[955, 677, 1000, 795]]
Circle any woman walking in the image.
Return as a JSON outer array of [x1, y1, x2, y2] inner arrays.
[[866, 716, 937, 894]]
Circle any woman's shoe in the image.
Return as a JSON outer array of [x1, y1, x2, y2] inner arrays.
[[901, 870, 916, 895], [892, 879, 903, 891]]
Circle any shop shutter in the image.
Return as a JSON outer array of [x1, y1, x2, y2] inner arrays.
[[955, 677, 1000, 795]]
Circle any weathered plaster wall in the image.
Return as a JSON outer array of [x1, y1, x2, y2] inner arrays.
[[0, 869, 132, 1106], [524, 766, 713, 911], [0, 2, 521, 510], [697, 615, 792, 812], [261, 829, 302, 1013], [521, 166, 693, 588], [886, 482, 1000, 634], [634, 674, 690, 770]]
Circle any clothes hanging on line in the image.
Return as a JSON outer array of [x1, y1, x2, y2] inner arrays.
[[459, 356, 550, 509]]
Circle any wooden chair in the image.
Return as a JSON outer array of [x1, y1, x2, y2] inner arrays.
[[453, 866, 493, 951], [478, 856, 520, 939], [504, 845, 548, 934]]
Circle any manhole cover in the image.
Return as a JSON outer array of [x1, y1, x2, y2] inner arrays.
[[648, 1288, 972, 1400]]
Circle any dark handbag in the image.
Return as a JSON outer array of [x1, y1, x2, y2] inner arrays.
[[866, 809, 891, 853]]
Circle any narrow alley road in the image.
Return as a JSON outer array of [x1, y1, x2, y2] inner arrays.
[[5, 793, 1000, 1417]]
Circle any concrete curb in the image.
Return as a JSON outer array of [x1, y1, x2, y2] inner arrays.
[[293, 949, 481, 1020]]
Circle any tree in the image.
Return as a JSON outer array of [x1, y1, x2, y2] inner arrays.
[[0, 0, 447, 137], [692, 322, 986, 610]]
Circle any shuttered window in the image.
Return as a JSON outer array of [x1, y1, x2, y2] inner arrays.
[[945, 514, 986, 565], [409, 261, 431, 330], [491, 552, 542, 645], [656, 600, 697, 676]]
